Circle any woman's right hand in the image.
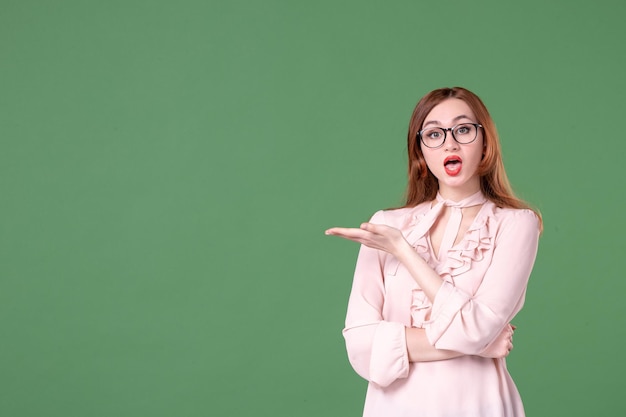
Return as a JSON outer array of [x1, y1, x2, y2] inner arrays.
[[478, 324, 515, 359]]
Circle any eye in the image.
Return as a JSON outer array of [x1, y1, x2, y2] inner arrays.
[[423, 128, 442, 139], [455, 124, 472, 135]]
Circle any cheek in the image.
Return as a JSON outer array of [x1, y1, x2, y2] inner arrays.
[[420, 150, 438, 171], [418, 145, 430, 164], [468, 139, 485, 164]]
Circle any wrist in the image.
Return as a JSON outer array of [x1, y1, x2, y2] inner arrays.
[[394, 241, 420, 264]]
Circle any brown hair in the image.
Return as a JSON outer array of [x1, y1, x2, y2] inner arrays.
[[404, 87, 542, 228]]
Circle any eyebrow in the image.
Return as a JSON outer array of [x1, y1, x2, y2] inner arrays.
[[422, 114, 473, 128]]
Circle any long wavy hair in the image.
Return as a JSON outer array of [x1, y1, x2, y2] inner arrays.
[[404, 87, 542, 228]]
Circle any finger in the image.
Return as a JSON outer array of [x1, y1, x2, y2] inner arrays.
[[359, 222, 382, 233], [325, 227, 363, 236], [325, 227, 371, 242], [360, 222, 394, 235]]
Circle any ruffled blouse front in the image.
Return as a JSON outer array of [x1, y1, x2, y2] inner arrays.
[[342, 196, 540, 417], [406, 198, 495, 328]]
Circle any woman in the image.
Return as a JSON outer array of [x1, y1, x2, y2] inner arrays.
[[325, 87, 541, 416]]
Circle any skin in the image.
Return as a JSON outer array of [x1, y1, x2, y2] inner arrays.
[[326, 98, 514, 362], [421, 98, 484, 202]]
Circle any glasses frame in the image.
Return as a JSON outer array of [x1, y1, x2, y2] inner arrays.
[[418, 123, 483, 149]]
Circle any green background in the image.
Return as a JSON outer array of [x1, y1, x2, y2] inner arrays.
[[1, 0, 624, 416]]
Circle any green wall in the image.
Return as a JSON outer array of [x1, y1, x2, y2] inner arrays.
[[1, 0, 624, 415]]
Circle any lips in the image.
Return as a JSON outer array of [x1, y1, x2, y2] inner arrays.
[[444, 155, 462, 176]]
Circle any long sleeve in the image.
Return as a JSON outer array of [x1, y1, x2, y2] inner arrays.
[[342, 211, 410, 388], [424, 209, 540, 354]]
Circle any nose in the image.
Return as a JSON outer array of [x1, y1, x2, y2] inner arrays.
[[443, 129, 459, 151]]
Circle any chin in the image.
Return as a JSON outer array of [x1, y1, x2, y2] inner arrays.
[[438, 174, 479, 191]]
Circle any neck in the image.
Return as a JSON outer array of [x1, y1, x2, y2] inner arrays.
[[437, 185, 482, 202]]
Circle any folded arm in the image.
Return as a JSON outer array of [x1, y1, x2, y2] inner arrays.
[[331, 209, 535, 386]]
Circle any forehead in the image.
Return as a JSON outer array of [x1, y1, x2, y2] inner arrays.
[[424, 98, 476, 124]]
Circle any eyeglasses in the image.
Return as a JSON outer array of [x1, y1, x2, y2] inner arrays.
[[418, 123, 483, 149]]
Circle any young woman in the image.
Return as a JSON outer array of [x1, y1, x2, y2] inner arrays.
[[326, 87, 541, 416]]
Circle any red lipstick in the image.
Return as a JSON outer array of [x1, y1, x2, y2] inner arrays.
[[444, 155, 462, 176]]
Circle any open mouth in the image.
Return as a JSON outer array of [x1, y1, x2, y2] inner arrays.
[[444, 156, 462, 176]]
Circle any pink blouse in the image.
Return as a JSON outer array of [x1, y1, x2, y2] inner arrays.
[[342, 194, 540, 417]]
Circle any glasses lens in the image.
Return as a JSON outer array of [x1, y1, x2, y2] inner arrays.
[[420, 127, 446, 148], [452, 124, 477, 144]]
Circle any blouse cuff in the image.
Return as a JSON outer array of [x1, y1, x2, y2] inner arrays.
[[369, 321, 409, 387], [424, 281, 471, 348]]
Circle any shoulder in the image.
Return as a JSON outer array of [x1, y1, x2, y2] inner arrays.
[[492, 205, 540, 227], [369, 201, 432, 229], [487, 204, 541, 242]]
